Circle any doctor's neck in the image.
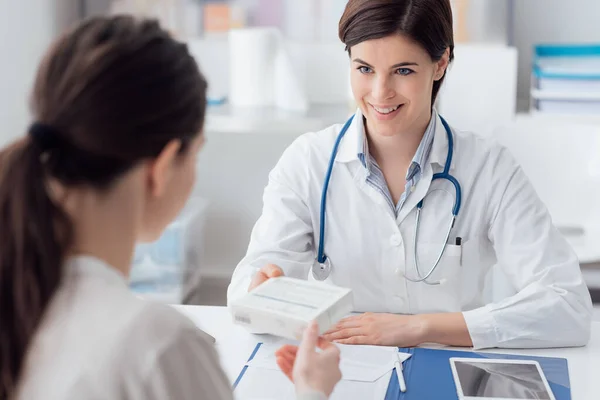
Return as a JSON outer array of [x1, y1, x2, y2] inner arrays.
[[365, 108, 432, 166]]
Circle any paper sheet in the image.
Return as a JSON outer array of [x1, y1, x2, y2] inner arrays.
[[235, 366, 393, 400], [246, 340, 410, 383]]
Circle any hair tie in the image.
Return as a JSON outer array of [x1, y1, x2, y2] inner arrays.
[[28, 122, 62, 151]]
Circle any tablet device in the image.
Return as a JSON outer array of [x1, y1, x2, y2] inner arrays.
[[449, 358, 556, 400]]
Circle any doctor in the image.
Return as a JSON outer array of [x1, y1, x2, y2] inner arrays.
[[227, 0, 592, 349]]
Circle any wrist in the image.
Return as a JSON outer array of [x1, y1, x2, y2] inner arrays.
[[411, 314, 432, 345], [412, 313, 473, 347]]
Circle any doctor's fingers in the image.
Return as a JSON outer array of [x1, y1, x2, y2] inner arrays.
[[325, 318, 363, 334], [322, 328, 365, 342], [261, 264, 284, 278], [248, 264, 284, 291], [332, 336, 370, 345]]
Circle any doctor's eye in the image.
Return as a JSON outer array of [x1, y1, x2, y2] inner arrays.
[[357, 66, 373, 74], [395, 68, 414, 76]]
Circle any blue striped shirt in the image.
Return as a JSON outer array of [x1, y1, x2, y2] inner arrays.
[[357, 113, 437, 216]]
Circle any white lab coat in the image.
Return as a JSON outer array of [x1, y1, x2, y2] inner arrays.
[[228, 110, 593, 350]]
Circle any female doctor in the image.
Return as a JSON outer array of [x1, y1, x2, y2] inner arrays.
[[227, 0, 593, 350]]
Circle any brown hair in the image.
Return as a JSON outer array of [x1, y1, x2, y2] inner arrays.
[[339, 0, 454, 104], [0, 16, 207, 397]]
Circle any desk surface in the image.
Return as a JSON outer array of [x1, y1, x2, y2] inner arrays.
[[174, 305, 600, 400]]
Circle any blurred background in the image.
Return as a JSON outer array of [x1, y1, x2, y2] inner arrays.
[[1, 0, 599, 317]]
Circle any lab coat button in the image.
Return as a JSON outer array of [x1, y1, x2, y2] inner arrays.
[[390, 234, 402, 247]]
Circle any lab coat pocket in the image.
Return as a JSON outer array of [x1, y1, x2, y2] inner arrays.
[[408, 242, 463, 313]]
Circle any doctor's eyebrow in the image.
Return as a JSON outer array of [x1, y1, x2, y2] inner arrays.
[[352, 58, 419, 69]]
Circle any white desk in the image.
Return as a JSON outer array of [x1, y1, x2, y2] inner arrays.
[[174, 305, 600, 400]]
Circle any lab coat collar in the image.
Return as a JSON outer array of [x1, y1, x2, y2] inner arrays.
[[334, 108, 365, 163], [334, 108, 453, 171]]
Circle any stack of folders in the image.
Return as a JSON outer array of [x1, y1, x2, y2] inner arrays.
[[530, 44, 600, 115]]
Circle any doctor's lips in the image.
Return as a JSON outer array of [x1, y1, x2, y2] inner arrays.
[[370, 103, 404, 118]]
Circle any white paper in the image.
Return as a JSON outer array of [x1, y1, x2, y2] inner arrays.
[[235, 366, 392, 400], [246, 340, 410, 383]]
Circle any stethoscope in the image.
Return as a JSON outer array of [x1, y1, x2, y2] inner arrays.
[[312, 113, 462, 285]]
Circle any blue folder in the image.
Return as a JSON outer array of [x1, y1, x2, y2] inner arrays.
[[233, 342, 263, 389], [533, 44, 600, 80], [384, 347, 571, 400]]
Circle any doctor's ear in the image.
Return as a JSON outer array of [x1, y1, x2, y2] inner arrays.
[[146, 139, 182, 198], [434, 48, 451, 81]]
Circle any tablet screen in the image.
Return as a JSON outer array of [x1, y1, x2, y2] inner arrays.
[[452, 359, 553, 399]]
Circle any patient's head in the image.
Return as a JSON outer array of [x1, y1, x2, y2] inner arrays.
[[0, 16, 207, 396]]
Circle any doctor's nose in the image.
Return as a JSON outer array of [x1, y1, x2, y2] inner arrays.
[[371, 76, 396, 102]]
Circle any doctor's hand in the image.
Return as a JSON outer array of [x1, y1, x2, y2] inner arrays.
[[248, 264, 284, 292], [275, 321, 342, 397], [322, 313, 426, 347]]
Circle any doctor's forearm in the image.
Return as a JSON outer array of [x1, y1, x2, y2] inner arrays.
[[418, 312, 473, 347]]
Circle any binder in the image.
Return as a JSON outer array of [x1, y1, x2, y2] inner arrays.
[[384, 347, 571, 400], [531, 44, 600, 114], [233, 343, 263, 389]]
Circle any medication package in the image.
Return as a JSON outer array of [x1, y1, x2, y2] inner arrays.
[[230, 277, 353, 339]]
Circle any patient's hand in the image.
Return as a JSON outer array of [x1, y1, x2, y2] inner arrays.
[[275, 321, 342, 397]]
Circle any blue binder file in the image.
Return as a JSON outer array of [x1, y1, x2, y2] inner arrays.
[[233, 343, 263, 389], [384, 348, 570, 400]]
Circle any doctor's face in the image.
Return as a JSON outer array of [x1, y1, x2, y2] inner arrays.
[[350, 34, 448, 138]]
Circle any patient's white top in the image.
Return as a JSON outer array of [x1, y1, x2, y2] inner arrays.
[[15, 256, 327, 400], [15, 255, 233, 399]]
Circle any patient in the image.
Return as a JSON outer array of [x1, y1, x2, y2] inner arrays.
[[0, 16, 340, 400]]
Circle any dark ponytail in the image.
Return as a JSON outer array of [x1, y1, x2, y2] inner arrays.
[[0, 136, 73, 397], [0, 16, 207, 398]]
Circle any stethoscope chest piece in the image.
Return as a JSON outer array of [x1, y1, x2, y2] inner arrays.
[[312, 257, 332, 281]]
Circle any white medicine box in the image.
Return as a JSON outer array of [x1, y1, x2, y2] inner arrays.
[[230, 277, 354, 340]]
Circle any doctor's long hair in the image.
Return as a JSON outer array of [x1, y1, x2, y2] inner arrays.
[[338, 0, 454, 105], [0, 16, 207, 398]]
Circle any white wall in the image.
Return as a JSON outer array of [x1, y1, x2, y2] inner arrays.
[[192, 128, 302, 277], [0, 0, 54, 146], [513, 0, 600, 107], [0, 0, 78, 147]]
